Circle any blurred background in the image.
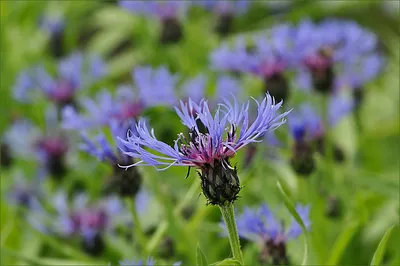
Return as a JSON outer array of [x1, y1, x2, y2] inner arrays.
[[0, 1, 399, 265]]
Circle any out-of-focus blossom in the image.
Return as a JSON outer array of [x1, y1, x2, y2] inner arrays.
[[119, 0, 188, 43], [13, 53, 107, 107], [293, 19, 384, 94], [223, 203, 310, 264], [195, 0, 250, 36], [63, 66, 177, 131], [7, 172, 43, 211], [49, 191, 129, 255], [118, 94, 288, 205]]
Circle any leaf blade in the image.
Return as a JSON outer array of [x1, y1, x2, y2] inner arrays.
[[196, 243, 209, 266], [371, 225, 396, 265]]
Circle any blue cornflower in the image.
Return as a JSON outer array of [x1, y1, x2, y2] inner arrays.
[[13, 53, 107, 107], [80, 120, 148, 198], [211, 25, 296, 101], [63, 66, 177, 131], [288, 95, 353, 174], [288, 95, 354, 143], [118, 94, 289, 205], [39, 14, 65, 35], [50, 191, 129, 255], [7, 172, 42, 211], [226, 203, 310, 264], [195, 0, 250, 36], [293, 19, 384, 94], [119, 0, 188, 43], [119, 258, 180, 266], [3, 110, 71, 179], [210, 36, 256, 74]]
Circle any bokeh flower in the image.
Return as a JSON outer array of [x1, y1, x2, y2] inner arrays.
[[225, 203, 311, 265], [13, 53, 107, 109]]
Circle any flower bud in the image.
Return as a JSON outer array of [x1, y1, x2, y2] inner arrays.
[[259, 240, 290, 266], [215, 14, 233, 36], [160, 18, 183, 44], [104, 162, 142, 198], [290, 141, 315, 176], [82, 233, 105, 256], [264, 74, 290, 103], [1, 142, 13, 168], [200, 160, 241, 205]]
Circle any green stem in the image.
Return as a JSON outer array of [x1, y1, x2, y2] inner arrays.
[[219, 203, 244, 264], [125, 198, 146, 253]]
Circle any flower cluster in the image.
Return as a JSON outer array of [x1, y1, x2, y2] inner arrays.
[[211, 19, 384, 101]]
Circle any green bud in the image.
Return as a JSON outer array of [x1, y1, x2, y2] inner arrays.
[[200, 160, 241, 205]]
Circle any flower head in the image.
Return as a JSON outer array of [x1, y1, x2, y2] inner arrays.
[[118, 94, 288, 204], [13, 53, 106, 107]]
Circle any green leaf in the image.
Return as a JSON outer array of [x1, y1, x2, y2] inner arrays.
[[326, 221, 360, 265], [196, 243, 209, 266], [277, 181, 309, 265], [215, 258, 242, 266], [371, 225, 396, 265]]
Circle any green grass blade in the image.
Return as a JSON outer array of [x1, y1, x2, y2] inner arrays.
[[196, 243, 209, 266], [277, 181, 309, 265], [371, 225, 396, 265], [326, 221, 360, 265]]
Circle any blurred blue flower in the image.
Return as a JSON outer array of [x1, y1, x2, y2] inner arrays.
[[39, 15, 65, 34], [293, 19, 384, 93], [226, 203, 311, 243], [119, 257, 155, 266], [196, 0, 250, 15], [7, 172, 43, 211], [80, 120, 137, 164], [119, 0, 188, 20], [51, 191, 129, 246], [63, 66, 177, 131], [13, 53, 107, 106], [118, 94, 288, 170], [288, 95, 354, 142]]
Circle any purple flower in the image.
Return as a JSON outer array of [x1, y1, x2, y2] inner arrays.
[[7, 173, 42, 211], [119, 0, 188, 20], [118, 94, 288, 205], [119, 258, 155, 266], [293, 19, 384, 93], [196, 0, 250, 15], [50, 191, 129, 250], [80, 120, 137, 164], [229, 203, 311, 243], [63, 66, 177, 131], [39, 15, 65, 34], [288, 95, 353, 142], [13, 53, 107, 107], [118, 94, 288, 170]]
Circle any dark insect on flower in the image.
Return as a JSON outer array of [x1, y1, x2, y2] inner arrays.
[[222, 203, 311, 265], [118, 94, 289, 205]]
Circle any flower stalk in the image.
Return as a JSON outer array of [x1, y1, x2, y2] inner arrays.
[[219, 203, 243, 264]]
